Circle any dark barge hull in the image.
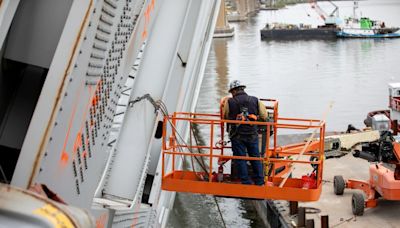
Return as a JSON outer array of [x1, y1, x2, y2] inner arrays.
[[261, 28, 339, 40]]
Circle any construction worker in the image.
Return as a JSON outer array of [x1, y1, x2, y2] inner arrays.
[[222, 80, 267, 185]]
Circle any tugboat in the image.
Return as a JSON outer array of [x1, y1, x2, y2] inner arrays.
[[337, 17, 400, 38], [337, 1, 400, 38]]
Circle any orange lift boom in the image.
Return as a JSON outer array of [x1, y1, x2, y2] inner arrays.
[[161, 99, 326, 201], [333, 132, 400, 215]]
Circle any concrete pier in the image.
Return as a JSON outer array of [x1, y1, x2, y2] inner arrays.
[[226, 0, 260, 22], [214, 0, 235, 38]]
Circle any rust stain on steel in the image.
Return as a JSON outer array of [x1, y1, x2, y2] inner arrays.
[[0, 0, 3, 9], [27, 0, 94, 188]]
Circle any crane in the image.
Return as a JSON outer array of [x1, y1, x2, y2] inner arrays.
[[309, 0, 339, 26]]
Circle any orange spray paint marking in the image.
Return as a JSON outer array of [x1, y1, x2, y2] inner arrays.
[[76, 79, 102, 154], [141, 7, 149, 40], [60, 152, 69, 166], [141, 0, 156, 41], [141, 29, 148, 40], [95, 213, 107, 228], [92, 97, 98, 106], [60, 77, 101, 165], [145, 5, 150, 21], [77, 83, 96, 152], [73, 132, 82, 155], [130, 202, 142, 227], [60, 82, 85, 164]]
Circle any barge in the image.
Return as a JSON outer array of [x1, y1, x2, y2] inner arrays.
[[260, 23, 339, 40]]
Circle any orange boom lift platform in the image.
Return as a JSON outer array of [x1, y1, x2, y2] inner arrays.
[[161, 99, 326, 202]]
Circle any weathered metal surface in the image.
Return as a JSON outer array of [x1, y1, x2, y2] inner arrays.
[[0, 183, 94, 227]]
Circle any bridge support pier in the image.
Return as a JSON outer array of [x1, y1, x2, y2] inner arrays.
[[214, 0, 235, 38]]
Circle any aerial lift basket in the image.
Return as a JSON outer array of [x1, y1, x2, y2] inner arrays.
[[161, 99, 326, 201]]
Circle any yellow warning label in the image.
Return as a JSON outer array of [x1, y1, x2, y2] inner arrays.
[[33, 204, 74, 228]]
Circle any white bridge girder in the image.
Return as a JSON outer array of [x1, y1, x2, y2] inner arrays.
[[13, 0, 149, 207], [96, 0, 220, 227]]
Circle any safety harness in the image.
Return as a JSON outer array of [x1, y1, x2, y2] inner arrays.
[[229, 96, 258, 138]]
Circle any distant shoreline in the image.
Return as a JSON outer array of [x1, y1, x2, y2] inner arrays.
[[267, 0, 364, 10]]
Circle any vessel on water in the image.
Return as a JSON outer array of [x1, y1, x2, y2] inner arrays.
[[261, 23, 338, 40], [337, 1, 400, 38], [260, 0, 340, 40], [337, 17, 400, 38], [261, 0, 400, 40]]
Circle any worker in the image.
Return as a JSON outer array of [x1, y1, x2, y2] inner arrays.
[[346, 124, 361, 133], [222, 80, 267, 185]]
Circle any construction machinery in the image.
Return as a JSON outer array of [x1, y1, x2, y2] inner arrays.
[[333, 131, 400, 215], [309, 0, 340, 27], [161, 98, 326, 201]]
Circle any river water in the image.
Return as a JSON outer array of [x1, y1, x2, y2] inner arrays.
[[168, 0, 400, 227]]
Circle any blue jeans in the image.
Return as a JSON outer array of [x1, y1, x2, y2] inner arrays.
[[231, 136, 264, 185]]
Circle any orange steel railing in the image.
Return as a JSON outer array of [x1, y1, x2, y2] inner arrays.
[[161, 101, 325, 201]]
